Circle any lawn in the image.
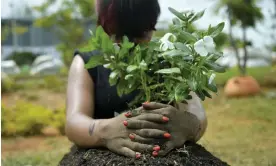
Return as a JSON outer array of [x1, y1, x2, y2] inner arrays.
[[215, 66, 276, 87], [2, 88, 276, 166], [1, 136, 72, 166], [200, 89, 276, 166]]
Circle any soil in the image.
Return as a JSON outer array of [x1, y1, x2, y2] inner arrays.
[[59, 142, 229, 166]]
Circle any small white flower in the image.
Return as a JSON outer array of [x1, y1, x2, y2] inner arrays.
[[109, 71, 118, 79], [103, 63, 111, 68], [160, 33, 177, 51], [139, 60, 147, 70], [208, 73, 216, 84], [194, 36, 216, 56], [160, 33, 177, 42], [110, 56, 115, 60]]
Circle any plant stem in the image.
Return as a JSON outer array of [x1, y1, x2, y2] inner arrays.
[[140, 71, 150, 101]]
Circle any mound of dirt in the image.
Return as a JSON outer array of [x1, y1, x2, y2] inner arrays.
[[59, 142, 229, 166]]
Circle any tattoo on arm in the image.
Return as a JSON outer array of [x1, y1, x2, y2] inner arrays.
[[89, 122, 95, 136]]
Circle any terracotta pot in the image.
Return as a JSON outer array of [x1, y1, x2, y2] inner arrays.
[[224, 76, 261, 97]]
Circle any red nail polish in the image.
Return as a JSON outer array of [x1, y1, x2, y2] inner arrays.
[[153, 145, 160, 151], [162, 116, 169, 122], [136, 153, 141, 159], [143, 101, 150, 105], [123, 121, 128, 126], [129, 134, 135, 140], [164, 133, 171, 138], [152, 151, 158, 157], [125, 112, 131, 117]]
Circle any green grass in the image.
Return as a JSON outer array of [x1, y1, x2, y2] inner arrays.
[[199, 89, 276, 166], [2, 90, 276, 166], [215, 66, 276, 86], [1, 137, 71, 166]]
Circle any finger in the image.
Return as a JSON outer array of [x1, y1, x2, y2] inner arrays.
[[135, 129, 167, 139], [158, 141, 174, 156], [116, 147, 137, 158], [147, 108, 170, 117], [126, 120, 167, 130], [129, 133, 156, 144], [135, 113, 169, 123], [129, 133, 165, 144], [142, 102, 168, 110], [125, 141, 153, 153], [125, 107, 144, 118]]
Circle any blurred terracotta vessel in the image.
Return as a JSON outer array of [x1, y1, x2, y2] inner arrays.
[[224, 76, 261, 97]]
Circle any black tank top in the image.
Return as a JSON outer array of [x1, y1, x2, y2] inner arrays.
[[74, 50, 139, 119]]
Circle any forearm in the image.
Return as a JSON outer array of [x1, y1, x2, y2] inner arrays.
[[65, 113, 111, 148], [186, 92, 207, 142], [175, 92, 207, 142]]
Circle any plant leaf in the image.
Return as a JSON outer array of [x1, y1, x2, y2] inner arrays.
[[179, 31, 197, 43], [85, 55, 105, 69], [207, 82, 218, 93], [209, 22, 225, 38], [196, 90, 206, 101], [162, 50, 187, 57], [188, 79, 197, 91], [174, 43, 192, 54], [203, 89, 212, 99], [189, 9, 205, 23], [127, 65, 138, 73], [204, 61, 226, 73], [155, 68, 181, 74], [96, 26, 105, 40], [168, 7, 186, 21]]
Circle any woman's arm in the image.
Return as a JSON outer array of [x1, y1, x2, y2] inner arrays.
[[65, 55, 110, 148], [176, 92, 207, 142]]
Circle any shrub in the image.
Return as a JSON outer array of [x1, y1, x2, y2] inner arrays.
[[6, 51, 40, 66], [1, 76, 14, 93], [1, 101, 66, 137], [42, 75, 66, 92]]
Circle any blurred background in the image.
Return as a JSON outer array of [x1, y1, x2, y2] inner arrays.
[[1, 0, 276, 165]]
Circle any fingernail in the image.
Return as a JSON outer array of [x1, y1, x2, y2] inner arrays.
[[123, 121, 128, 126], [152, 151, 158, 157], [164, 133, 171, 138], [125, 112, 131, 118], [142, 101, 150, 105], [153, 145, 160, 151], [162, 116, 169, 122], [129, 134, 135, 140], [136, 152, 141, 159]]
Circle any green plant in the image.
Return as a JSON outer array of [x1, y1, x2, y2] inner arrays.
[[6, 51, 39, 66], [33, 0, 96, 67], [1, 77, 14, 93], [82, 7, 225, 105], [42, 76, 65, 92], [1, 101, 66, 137], [52, 107, 66, 135]]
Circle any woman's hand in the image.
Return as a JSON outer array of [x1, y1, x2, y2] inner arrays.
[[137, 102, 201, 156], [102, 108, 168, 158]]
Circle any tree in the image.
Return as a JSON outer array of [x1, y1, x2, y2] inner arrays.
[[33, 0, 96, 67], [267, 0, 276, 52], [215, 0, 263, 75]]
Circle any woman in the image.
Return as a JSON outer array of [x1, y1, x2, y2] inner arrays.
[[65, 0, 207, 159]]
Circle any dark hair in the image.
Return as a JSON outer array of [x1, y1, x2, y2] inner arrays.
[[97, 0, 161, 41]]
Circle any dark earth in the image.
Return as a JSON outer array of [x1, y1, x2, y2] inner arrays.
[[59, 142, 229, 166]]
